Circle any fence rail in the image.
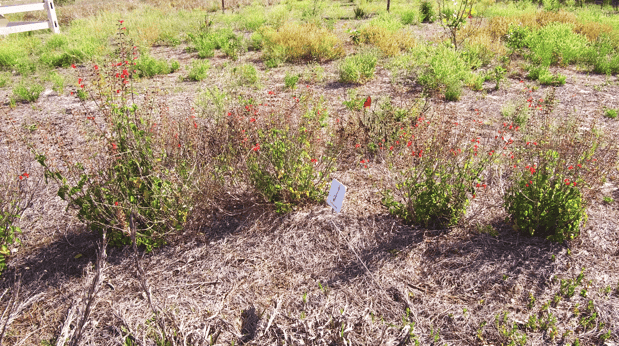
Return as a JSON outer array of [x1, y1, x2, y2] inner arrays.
[[0, 0, 59, 35]]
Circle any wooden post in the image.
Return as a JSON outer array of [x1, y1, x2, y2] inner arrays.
[[387, 0, 391, 12], [222, 0, 225, 13], [45, 0, 59, 34]]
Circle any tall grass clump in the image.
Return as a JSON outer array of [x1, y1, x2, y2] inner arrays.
[[258, 22, 344, 67]]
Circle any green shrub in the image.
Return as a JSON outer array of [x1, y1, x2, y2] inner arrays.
[[284, 72, 300, 89], [416, 44, 471, 101], [232, 92, 337, 213], [259, 22, 344, 64], [525, 23, 589, 67], [383, 113, 515, 227], [339, 51, 377, 84], [401, 10, 418, 25], [187, 59, 210, 81], [505, 112, 618, 242], [586, 34, 619, 75], [135, 54, 176, 78], [420, 1, 436, 23], [13, 81, 44, 103], [236, 64, 258, 85], [35, 27, 197, 252], [505, 152, 587, 242]]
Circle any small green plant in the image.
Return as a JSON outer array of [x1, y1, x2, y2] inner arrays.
[[603, 108, 618, 119], [419, 1, 435, 23], [354, 6, 366, 19], [476, 224, 498, 237], [527, 65, 566, 86], [343, 89, 365, 111], [12, 81, 44, 103], [525, 314, 538, 331], [0, 72, 9, 88], [339, 51, 377, 84], [603, 196, 614, 204], [284, 72, 300, 89], [76, 88, 88, 101], [187, 59, 210, 81], [494, 66, 506, 90], [46, 72, 65, 94], [236, 64, 258, 86], [527, 293, 536, 309]]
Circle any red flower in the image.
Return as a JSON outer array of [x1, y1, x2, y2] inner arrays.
[[115, 201, 119, 206], [407, 141, 412, 147], [19, 176, 23, 180], [250, 118, 256, 122], [389, 146, 393, 150], [194, 122, 198, 129], [577, 164, 582, 168], [119, 20, 124, 24], [363, 96, 371, 108], [533, 142, 537, 145], [252, 144, 260, 152], [78, 78, 82, 84], [228, 112, 232, 116], [178, 144, 181, 148], [94, 65, 98, 70], [112, 143, 117, 149], [360, 159, 365, 163], [573, 182, 577, 186], [482, 184, 486, 188], [116, 90, 120, 93], [355, 144, 361, 148], [568, 166, 573, 170], [529, 180, 532, 184]]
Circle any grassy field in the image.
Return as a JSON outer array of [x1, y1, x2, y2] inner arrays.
[[1, 0, 619, 345]]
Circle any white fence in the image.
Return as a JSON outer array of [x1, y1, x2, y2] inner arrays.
[[0, 0, 60, 35]]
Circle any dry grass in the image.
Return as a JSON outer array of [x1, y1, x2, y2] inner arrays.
[[356, 25, 417, 57], [260, 22, 345, 63]]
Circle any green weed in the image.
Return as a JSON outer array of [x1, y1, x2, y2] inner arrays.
[[284, 72, 300, 89], [235, 64, 258, 86], [187, 59, 210, 81], [13, 81, 44, 103], [339, 51, 377, 84]]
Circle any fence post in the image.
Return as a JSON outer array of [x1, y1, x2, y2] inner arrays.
[[45, 0, 59, 34]]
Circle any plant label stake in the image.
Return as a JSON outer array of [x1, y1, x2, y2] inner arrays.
[[327, 179, 346, 213]]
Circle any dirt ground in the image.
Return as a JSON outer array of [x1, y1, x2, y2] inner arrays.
[[1, 21, 619, 345]]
